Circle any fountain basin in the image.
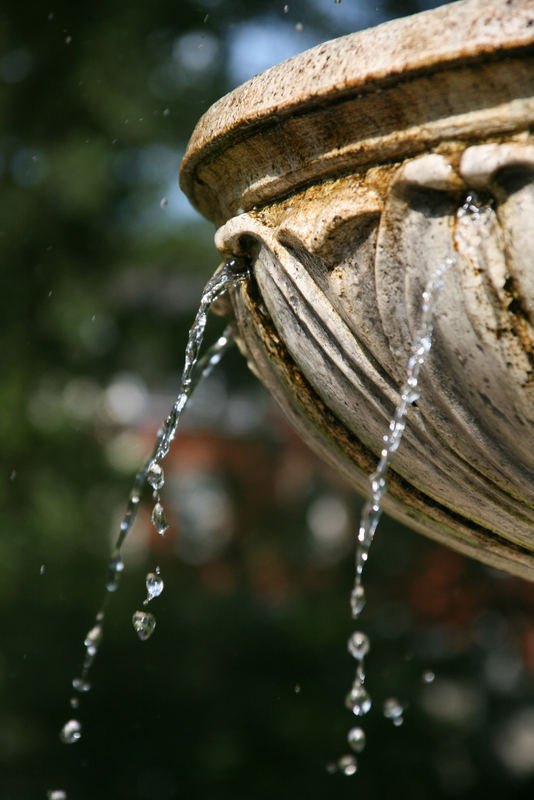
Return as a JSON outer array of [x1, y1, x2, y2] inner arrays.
[[180, 0, 534, 579]]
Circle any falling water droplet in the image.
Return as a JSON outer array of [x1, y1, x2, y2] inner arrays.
[[147, 461, 164, 490], [106, 553, 124, 592], [401, 375, 420, 404], [347, 726, 366, 753], [84, 624, 102, 655], [345, 685, 371, 716], [144, 567, 164, 605], [40, 564, 46, 575], [383, 697, 404, 725], [347, 631, 370, 660], [350, 584, 366, 618], [369, 471, 386, 499], [337, 754, 357, 776], [47, 790, 67, 799], [151, 502, 168, 535], [60, 719, 82, 744], [84, 624, 102, 649], [339, 258, 452, 762], [132, 610, 156, 641], [70, 697, 79, 709], [72, 677, 91, 693], [422, 669, 436, 684], [160, 197, 168, 208]]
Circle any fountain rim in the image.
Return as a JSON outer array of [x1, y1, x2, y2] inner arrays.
[[180, 0, 534, 224]]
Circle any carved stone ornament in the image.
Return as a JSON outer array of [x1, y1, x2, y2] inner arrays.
[[180, 0, 534, 580]]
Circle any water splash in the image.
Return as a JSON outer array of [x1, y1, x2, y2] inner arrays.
[[335, 256, 453, 774], [59, 256, 249, 743]]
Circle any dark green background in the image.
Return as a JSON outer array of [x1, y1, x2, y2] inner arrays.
[[3, 1, 534, 798]]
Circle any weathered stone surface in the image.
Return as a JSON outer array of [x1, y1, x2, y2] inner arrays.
[[180, 0, 534, 579]]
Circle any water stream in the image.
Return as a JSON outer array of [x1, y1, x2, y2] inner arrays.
[[59, 256, 249, 751], [55, 240, 457, 789], [332, 256, 454, 776]]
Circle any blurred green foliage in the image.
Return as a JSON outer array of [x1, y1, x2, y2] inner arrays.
[[4, 1, 534, 798]]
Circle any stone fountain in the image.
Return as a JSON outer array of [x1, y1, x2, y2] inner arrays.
[[180, 0, 534, 580]]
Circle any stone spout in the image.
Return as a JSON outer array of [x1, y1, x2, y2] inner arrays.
[[180, 0, 534, 580]]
